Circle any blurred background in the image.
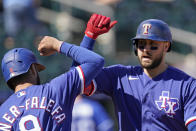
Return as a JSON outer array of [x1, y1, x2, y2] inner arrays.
[[1, 0, 196, 130]]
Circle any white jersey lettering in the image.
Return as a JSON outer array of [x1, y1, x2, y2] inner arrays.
[[10, 106, 21, 118], [0, 122, 12, 131], [31, 97, 39, 109], [2, 113, 15, 124]]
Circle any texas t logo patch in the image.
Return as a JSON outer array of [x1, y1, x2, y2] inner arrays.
[[155, 91, 179, 117], [142, 24, 151, 34]]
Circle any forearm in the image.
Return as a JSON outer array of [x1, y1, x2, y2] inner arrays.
[[60, 42, 104, 86], [81, 35, 95, 50], [72, 35, 95, 67], [60, 41, 98, 63]]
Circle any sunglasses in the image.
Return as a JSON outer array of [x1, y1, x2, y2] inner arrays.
[[137, 45, 158, 50], [136, 40, 160, 50]]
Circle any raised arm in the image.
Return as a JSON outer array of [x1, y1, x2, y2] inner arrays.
[[72, 13, 117, 67], [38, 36, 104, 87]]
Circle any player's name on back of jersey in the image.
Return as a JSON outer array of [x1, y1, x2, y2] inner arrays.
[[0, 96, 65, 129]]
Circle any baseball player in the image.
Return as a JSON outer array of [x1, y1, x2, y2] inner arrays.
[[71, 95, 114, 131], [0, 35, 105, 130], [73, 14, 196, 131]]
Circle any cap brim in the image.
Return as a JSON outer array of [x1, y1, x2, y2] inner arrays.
[[35, 63, 46, 72]]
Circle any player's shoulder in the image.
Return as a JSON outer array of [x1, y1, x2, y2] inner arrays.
[[52, 67, 78, 81], [168, 66, 195, 80], [0, 93, 17, 112], [105, 64, 141, 71], [102, 64, 142, 77]]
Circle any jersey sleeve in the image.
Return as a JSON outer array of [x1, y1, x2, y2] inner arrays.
[[184, 80, 196, 127], [71, 36, 95, 68], [60, 41, 104, 87], [47, 67, 84, 106]]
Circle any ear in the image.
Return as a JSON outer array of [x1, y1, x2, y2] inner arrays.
[[164, 42, 170, 52]]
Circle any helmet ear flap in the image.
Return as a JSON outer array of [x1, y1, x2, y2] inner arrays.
[[132, 40, 138, 56], [134, 45, 138, 56]]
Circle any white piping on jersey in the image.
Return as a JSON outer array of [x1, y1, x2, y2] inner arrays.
[[90, 79, 97, 96], [76, 66, 85, 94], [185, 116, 196, 126]]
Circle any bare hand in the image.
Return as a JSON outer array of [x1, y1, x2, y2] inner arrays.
[[38, 36, 63, 56]]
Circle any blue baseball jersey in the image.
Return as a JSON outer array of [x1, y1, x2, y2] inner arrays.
[[90, 65, 196, 131], [0, 66, 85, 131], [71, 98, 114, 131]]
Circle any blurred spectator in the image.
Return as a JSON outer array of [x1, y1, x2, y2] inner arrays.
[[72, 95, 114, 131], [94, 0, 122, 6], [2, 0, 41, 48], [175, 54, 196, 78]]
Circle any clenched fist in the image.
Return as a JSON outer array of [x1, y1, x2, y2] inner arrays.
[[85, 13, 117, 39], [38, 36, 63, 56]]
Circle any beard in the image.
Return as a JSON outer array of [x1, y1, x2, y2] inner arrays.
[[138, 53, 163, 69]]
